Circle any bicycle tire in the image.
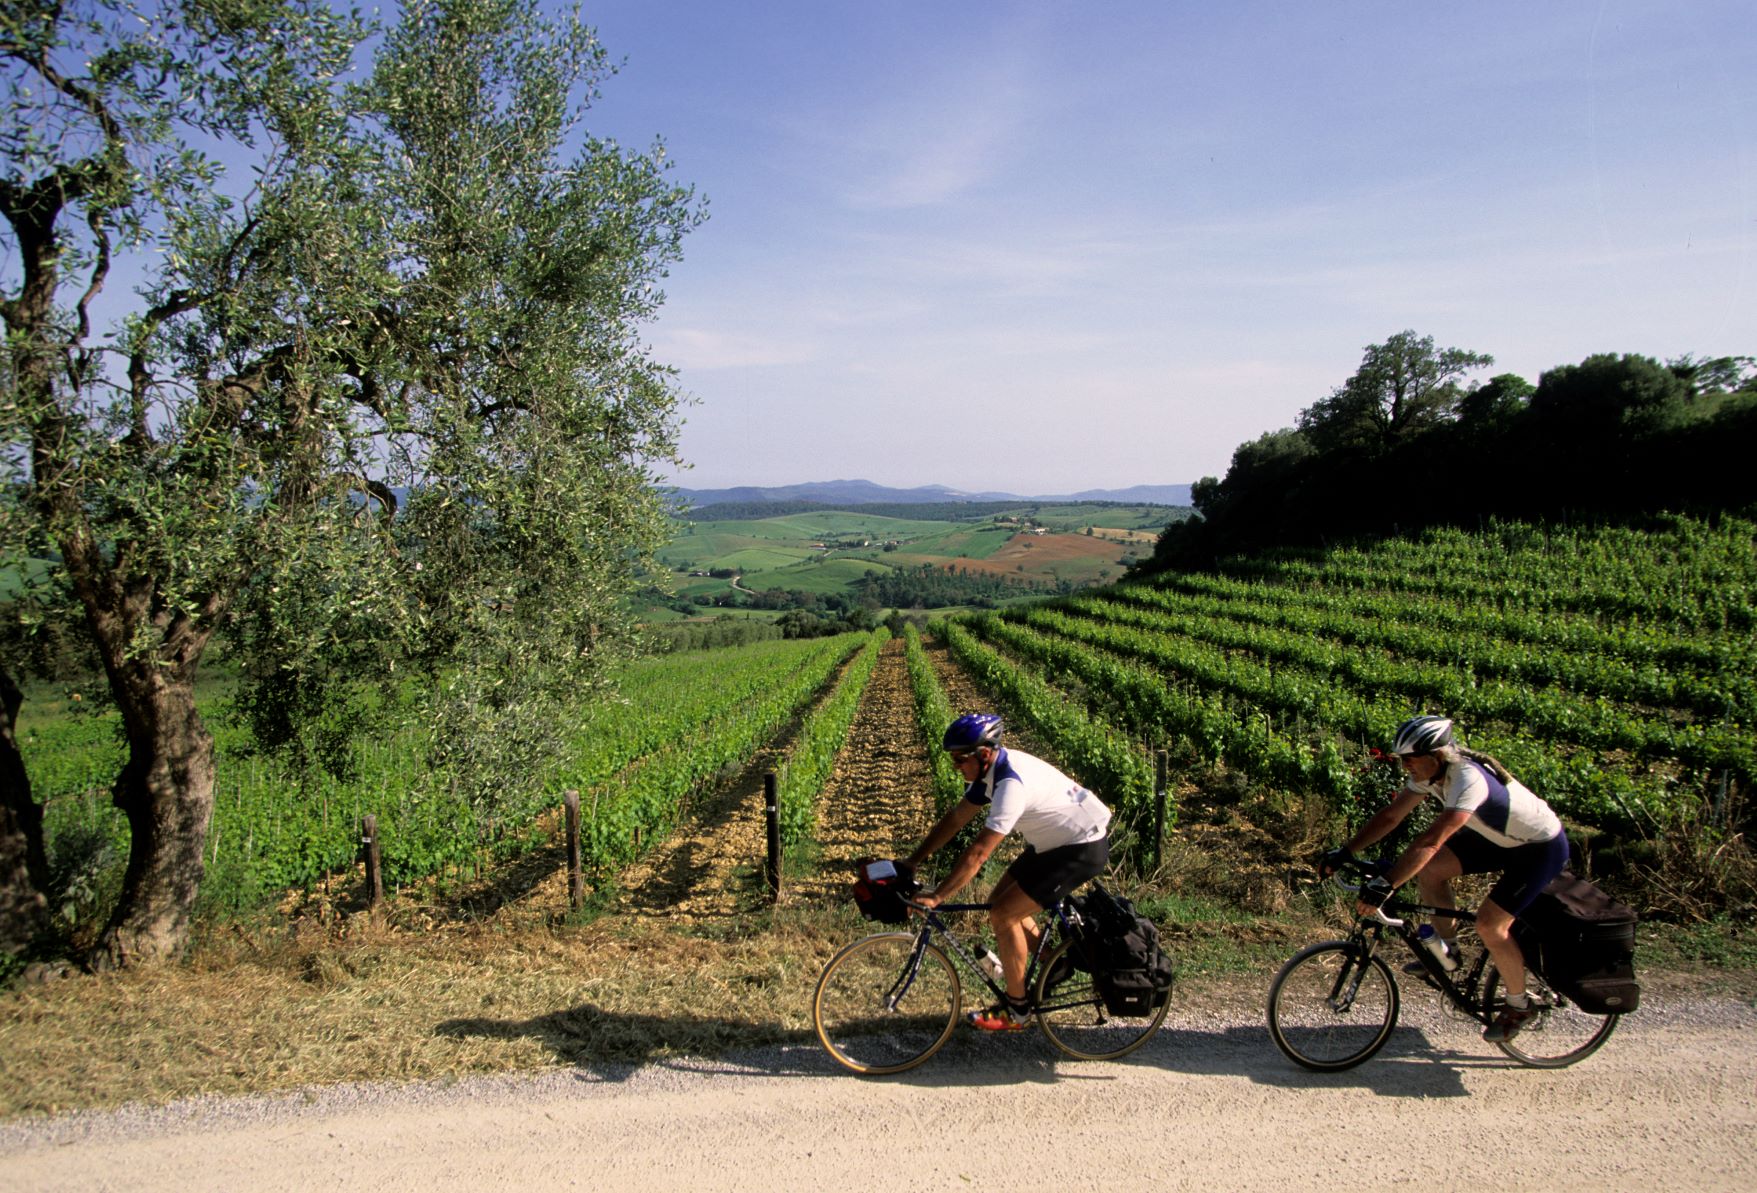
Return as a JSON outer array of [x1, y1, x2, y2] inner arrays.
[[1266, 941, 1400, 1071], [1033, 940, 1170, 1061], [813, 933, 961, 1075], [1482, 965, 1618, 1068]]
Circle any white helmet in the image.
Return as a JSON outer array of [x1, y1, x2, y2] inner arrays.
[[1392, 715, 1454, 756]]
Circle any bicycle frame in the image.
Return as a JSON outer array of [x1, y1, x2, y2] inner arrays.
[[902, 897, 1079, 1009], [1343, 900, 1497, 1024]]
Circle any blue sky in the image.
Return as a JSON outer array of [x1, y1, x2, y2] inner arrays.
[[572, 1, 1755, 495]]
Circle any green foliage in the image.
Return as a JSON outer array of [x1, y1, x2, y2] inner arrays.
[[19, 637, 872, 910], [775, 630, 889, 847], [964, 516, 1754, 835], [902, 624, 965, 813], [577, 636, 867, 875], [2, 0, 704, 952], [1147, 331, 1757, 571], [1298, 330, 1492, 456]]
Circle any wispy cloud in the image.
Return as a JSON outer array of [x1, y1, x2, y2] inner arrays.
[[647, 326, 818, 371], [832, 37, 1039, 210]]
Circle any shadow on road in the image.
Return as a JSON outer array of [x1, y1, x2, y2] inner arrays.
[[1139, 1023, 1510, 1098], [437, 1002, 1512, 1097]]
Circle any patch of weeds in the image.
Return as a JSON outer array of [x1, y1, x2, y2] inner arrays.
[[45, 819, 123, 932], [554, 876, 622, 928], [1136, 890, 1257, 927], [1640, 916, 1757, 972], [780, 836, 822, 883], [0, 949, 25, 988], [1166, 923, 1295, 981]]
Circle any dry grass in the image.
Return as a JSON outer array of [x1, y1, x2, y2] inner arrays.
[[0, 901, 859, 1117]]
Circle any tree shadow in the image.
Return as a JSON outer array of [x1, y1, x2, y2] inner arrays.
[[435, 1002, 849, 1081]]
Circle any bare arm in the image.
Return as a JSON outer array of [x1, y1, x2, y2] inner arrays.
[[1384, 809, 1472, 888], [1344, 787, 1427, 856], [917, 828, 1006, 910]]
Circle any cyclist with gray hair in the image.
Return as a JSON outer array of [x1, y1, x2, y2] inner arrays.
[[1320, 715, 1571, 1042]]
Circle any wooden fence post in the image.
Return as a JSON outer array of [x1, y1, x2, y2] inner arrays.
[[564, 789, 583, 910], [361, 814, 383, 911], [764, 772, 782, 902], [1152, 750, 1169, 873]]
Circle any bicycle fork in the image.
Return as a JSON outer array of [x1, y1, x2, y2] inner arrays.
[[1326, 948, 1374, 1014], [881, 933, 934, 1012]]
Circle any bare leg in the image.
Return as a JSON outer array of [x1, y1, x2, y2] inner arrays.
[[988, 878, 1045, 1003], [1475, 897, 1526, 997], [1416, 846, 1464, 946]]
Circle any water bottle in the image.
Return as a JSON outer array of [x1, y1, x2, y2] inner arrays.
[[975, 946, 1004, 984], [1416, 924, 1457, 972]]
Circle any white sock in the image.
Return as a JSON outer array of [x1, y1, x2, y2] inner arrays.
[[1506, 991, 1530, 1010]]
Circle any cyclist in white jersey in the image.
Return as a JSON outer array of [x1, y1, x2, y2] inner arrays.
[[906, 714, 1111, 1031], [1320, 715, 1571, 1042]]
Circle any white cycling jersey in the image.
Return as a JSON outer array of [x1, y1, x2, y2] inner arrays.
[[1404, 758, 1562, 848], [963, 747, 1111, 852]]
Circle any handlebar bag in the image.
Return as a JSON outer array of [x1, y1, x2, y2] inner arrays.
[[851, 859, 913, 924]]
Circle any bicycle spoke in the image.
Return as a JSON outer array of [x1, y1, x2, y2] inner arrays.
[[814, 934, 961, 1075]]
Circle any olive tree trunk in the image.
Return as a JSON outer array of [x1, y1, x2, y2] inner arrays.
[[93, 666, 216, 968]]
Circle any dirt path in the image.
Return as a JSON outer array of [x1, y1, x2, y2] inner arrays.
[[795, 638, 936, 898], [612, 637, 950, 918], [4, 993, 1751, 1192], [610, 741, 785, 922]]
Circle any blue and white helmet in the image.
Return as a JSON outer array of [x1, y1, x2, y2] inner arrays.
[[1392, 715, 1454, 756], [943, 713, 1003, 752]]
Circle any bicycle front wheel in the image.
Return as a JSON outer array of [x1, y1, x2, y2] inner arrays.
[[1267, 941, 1400, 1071], [1033, 940, 1170, 1061], [813, 933, 961, 1075], [1482, 966, 1618, 1068]]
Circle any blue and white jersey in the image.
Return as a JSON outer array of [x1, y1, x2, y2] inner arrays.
[[1404, 759, 1562, 848], [963, 747, 1111, 851]]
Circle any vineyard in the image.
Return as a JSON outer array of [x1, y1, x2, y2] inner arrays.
[[950, 513, 1755, 838], [16, 512, 1756, 931], [24, 632, 893, 919]]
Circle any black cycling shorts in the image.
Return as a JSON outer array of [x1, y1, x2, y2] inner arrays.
[[1444, 828, 1571, 916], [1005, 837, 1109, 909]]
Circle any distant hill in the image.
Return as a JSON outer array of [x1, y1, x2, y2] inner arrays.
[[672, 478, 1193, 509]]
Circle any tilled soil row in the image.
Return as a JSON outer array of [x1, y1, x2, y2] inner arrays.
[[794, 638, 937, 900], [613, 636, 987, 921]]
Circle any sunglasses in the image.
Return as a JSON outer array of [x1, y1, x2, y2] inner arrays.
[[949, 749, 981, 764]]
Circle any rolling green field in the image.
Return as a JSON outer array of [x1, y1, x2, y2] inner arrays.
[[654, 502, 1175, 610]]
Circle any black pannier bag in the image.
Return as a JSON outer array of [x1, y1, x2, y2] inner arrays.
[[851, 859, 915, 925], [1513, 872, 1640, 1014], [1068, 883, 1175, 1015]]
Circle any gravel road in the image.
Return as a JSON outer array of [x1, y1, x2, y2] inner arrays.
[[3, 988, 1751, 1192]]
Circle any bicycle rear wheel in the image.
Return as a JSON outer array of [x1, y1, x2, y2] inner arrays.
[[1482, 966, 1618, 1068], [813, 933, 961, 1075], [1033, 940, 1170, 1061], [1267, 941, 1400, 1071]]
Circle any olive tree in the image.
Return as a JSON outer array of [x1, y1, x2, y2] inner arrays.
[[1, 0, 702, 965]]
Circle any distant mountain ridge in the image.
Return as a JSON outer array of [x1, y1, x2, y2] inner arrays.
[[672, 478, 1193, 508]]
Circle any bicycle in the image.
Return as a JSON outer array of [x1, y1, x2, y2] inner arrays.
[[813, 873, 1171, 1075], [1266, 861, 1619, 1072]]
